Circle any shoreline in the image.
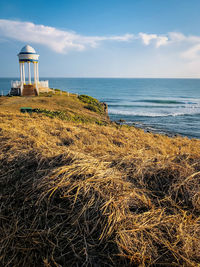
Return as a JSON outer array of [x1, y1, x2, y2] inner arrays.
[[0, 93, 196, 139], [114, 119, 188, 138]]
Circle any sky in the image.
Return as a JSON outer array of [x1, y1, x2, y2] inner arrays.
[[1, 0, 200, 78]]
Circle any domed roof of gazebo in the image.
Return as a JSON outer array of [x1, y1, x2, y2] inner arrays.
[[19, 45, 37, 54], [18, 45, 39, 62]]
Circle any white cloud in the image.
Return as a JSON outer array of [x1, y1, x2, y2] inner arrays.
[[139, 33, 157, 45], [139, 31, 200, 60], [0, 19, 133, 53], [181, 44, 200, 60], [171, 33, 200, 60], [168, 32, 186, 42], [156, 36, 169, 47], [139, 33, 168, 47], [1, 19, 200, 62]]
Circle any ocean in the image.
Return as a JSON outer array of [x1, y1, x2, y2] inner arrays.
[[1, 78, 200, 139]]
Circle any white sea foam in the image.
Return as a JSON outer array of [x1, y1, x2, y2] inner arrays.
[[108, 108, 200, 117]]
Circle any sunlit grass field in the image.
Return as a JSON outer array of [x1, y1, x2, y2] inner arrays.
[[0, 93, 200, 266]]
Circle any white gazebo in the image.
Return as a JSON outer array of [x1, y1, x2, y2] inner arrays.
[[10, 45, 49, 96]]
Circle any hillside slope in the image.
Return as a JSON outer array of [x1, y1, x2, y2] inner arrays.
[[0, 93, 200, 266]]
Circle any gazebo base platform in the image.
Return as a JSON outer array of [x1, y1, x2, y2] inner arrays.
[[9, 84, 51, 96], [22, 85, 38, 96]]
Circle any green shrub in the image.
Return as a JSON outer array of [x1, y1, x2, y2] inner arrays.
[[84, 104, 99, 113], [78, 95, 104, 114]]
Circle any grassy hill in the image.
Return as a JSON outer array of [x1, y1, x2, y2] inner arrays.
[[0, 92, 200, 266]]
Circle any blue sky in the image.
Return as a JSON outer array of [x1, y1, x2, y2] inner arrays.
[[1, 0, 200, 77]]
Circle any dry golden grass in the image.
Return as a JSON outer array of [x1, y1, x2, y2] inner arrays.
[[0, 95, 200, 266], [0, 93, 109, 125]]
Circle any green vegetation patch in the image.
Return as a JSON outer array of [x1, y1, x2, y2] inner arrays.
[[78, 94, 104, 114], [39, 92, 54, 97], [20, 107, 33, 113], [33, 108, 107, 125], [34, 109, 69, 120], [39, 89, 66, 97]]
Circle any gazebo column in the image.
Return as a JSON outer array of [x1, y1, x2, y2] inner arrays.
[[37, 63, 39, 84], [19, 62, 23, 96], [28, 62, 31, 84], [23, 62, 26, 84], [19, 62, 22, 83], [36, 62, 39, 94], [34, 62, 37, 85]]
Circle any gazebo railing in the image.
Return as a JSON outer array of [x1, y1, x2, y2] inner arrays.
[[38, 80, 49, 88], [11, 80, 49, 88], [11, 80, 23, 88]]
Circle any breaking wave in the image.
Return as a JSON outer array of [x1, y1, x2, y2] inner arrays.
[[132, 99, 197, 105], [108, 109, 200, 117]]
